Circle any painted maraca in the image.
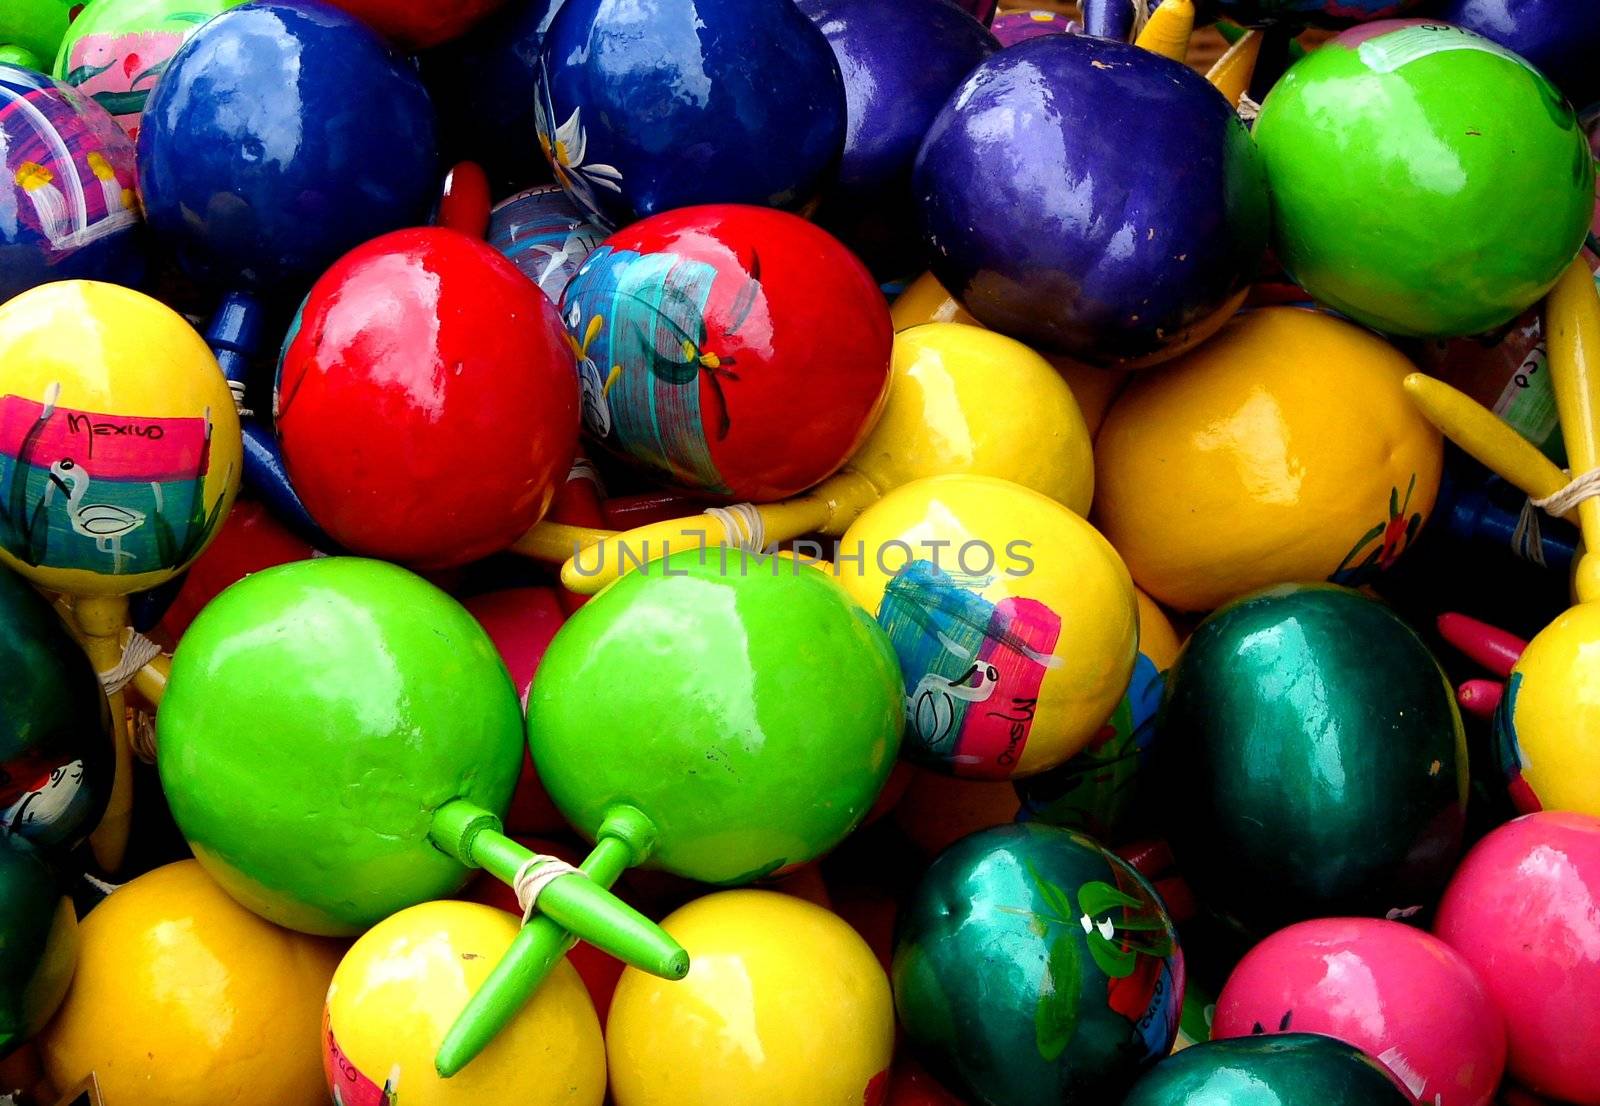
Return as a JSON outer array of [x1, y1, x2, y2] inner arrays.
[[486, 184, 608, 304], [1095, 307, 1443, 612], [323, 0, 509, 48], [913, 33, 1269, 368], [894, 823, 1183, 1106], [0, 281, 241, 872], [0, 842, 76, 1057], [1434, 812, 1600, 1106], [560, 321, 1092, 594], [1213, 919, 1506, 1106], [1122, 1036, 1414, 1106], [1254, 20, 1593, 338], [1430, 0, 1600, 111], [1153, 585, 1468, 937], [0, 66, 143, 305], [53, 0, 244, 139], [0, 560, 112, 857], [797, 0, 998, 279], [0, 0, 80, 69], [156, 556, 686, 1078], [833, 473, 1137, 780], [607, 891, 895, 1106], [992, 9, 1077, 47], [274, 227, 580, 569], [537, 0, 845, 228]]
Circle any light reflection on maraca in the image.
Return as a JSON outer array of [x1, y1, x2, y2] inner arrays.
[[0, 280, 241, 872]]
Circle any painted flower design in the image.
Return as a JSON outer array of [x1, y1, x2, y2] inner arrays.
[[534, 75, 623, 223], [1330, 474, 1423, 587]]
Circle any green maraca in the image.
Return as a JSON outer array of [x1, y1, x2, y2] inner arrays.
[[1122, 1035, 1412, 1106], [155, 557, 687, 1076], [0, 0, 78, 69], [0, 840, 77, 1056]]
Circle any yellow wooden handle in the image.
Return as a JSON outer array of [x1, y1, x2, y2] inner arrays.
[[558, 470, 881, 596], [1546, 260, 1600, 601], [511, 520, 616, 563], [1206, 28, 1261, 107], [1402, 373, 1572, 514], [73, 594, 131, 874], [1135, 0, 1195, 62]]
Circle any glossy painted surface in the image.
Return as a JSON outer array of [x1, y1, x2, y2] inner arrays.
[[1095, 308, 1443, 612], [52, 0, 245, 139], [1434, 812, 1600, 1105], [560, 206, 892, 501], [1433, 0, 1600, 109], [157, 558, 525, 935], [608, 891, 894, 1106], [1122, 1035, 1414, 1106], [836, 475, 1137, 779], [0, 0, 80, 71], [799, 0, 997, 277], [893, 823, 1182, 1106], [276, 227, 579, 569], [1214, 919, 1507, 1106], [1154, 585, 1469, 937], [39, 860, 340, 1105], [0, 67, 144, 304], [1255, 20, 1593, 338], [0, 843, 75, 1056], [324, 0, 508, 47], [856, 324, 1093, 513], [913, 35, 1268, 368], [528, 549, 904, 885], [1497, 603, 1600, 818], [324, 901, 604, 1106], [992, 9, 1077, 45], [136, 1, 438, 292], [539, 0, 844, 227], [0, 280, 242, 597], [0, 561, 111, 855], [487, 184, 606, 304]]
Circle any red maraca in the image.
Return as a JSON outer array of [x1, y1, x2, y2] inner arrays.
[[275, 227, 580, 569]]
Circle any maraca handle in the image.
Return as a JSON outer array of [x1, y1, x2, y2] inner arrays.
[[437, 162, 491, 239], [74, 595, 131, 873], [1545, 260, 1600, 602], [556, 469, 879, 595], [1205, 29, 1261, 108], [1436, 612, 1528, 677], [1134, 0, 1195, 62], [512, 521, 615, 562], [1402, 373, 1572, 512], [1080, 0, 1144, 42]]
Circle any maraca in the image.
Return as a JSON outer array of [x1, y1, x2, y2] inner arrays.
[[53, 0, 245, 138], [797, 0, 998, 278], [1153, 585, 1468, 937], [607, 891, 895, 1106], [559, 321, 1092, 595], [0, 0, 79, 69], [913, 33, 1269, 368], [833, 473, 1137, 780], [39, 859, 340, 1106], [274, 227, 580, 569], [894, 823, 1183, 1106], [486, 184, 608, 304], [155, 557, 686, 1078], [992, 9, 1078, 47], [0, 66, 143, 305], [537, 0, 845, 227], [0, 560, 112, 856], [1430, 0, 1600, 112], [1122, 1036, 1413, 1106], [325, 901, 606, 1106], [1254, 20, 1593, 338], [1213, 919, 1507, 1106], [1095, 307, 1443, 612], [0, 842, 76, 1057], [1434, 812, 1600, 1106], [0, 281, 241, 872], [323, 0, 509, 48]]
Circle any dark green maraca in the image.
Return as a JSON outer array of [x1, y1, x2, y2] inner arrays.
[[0, 561, 112, 855], [1152, 584, 1467, 937], [893, 823, 1183, 1106], [1121, 1035, 1413, 1106], [155, 557, 686, 1077], [0, 841, 76, 1056]]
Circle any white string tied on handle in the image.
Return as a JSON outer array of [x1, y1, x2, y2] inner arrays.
[[228, 378, 254, 419], [1510, 467, 1600, 568], [513, 854, 585, 923], [703, 502, 770, 554], [99, 630, 162, 697]]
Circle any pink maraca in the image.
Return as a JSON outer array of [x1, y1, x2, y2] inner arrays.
[[1435, 812, 1600, 1106], [1214, 918, 1506, 1106]]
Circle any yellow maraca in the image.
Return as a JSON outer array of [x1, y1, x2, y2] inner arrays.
[[1094, 307, 1444, 612], [0, 282, 241, 870], [834, 473, 1138, 779], [1406, 260, 1600, 818], [560, 324, 1094, 595]]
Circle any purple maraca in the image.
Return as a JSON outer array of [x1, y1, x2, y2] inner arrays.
[[913, 34, 1268, 369]]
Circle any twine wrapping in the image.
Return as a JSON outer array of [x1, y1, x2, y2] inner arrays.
[[703, 502, 770, 554], [513, 854, 585, 923], [99, 630, 162, 697], [1509, 467, 1600, 568]]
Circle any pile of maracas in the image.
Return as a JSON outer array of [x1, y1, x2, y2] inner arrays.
[[1, 0, 1598, 1104]]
